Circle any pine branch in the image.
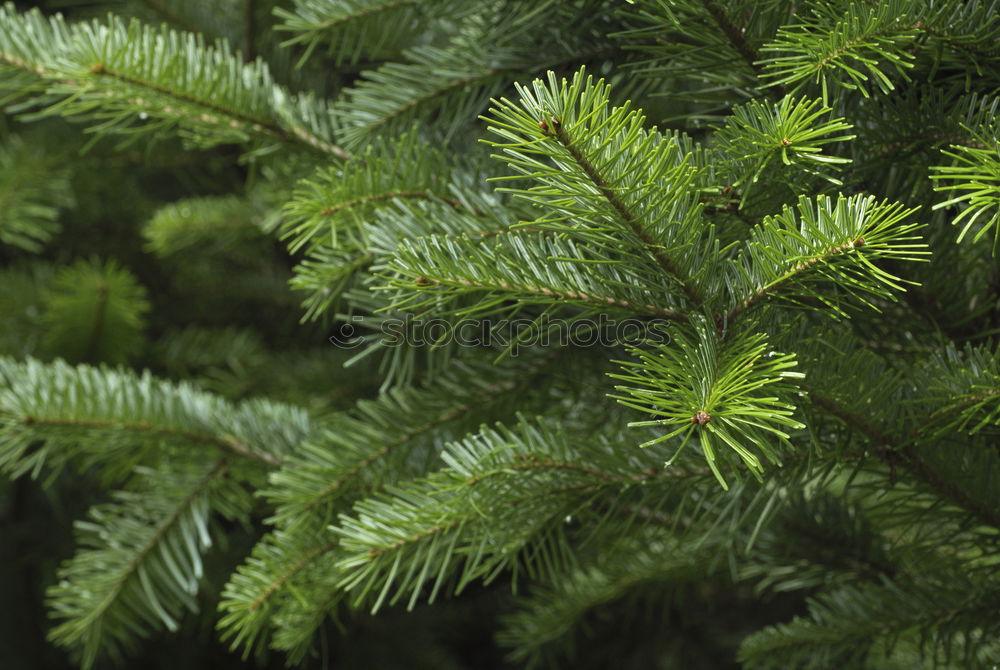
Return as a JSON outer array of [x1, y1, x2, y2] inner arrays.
[[610, 322, 804, 488], [0, 357, 305, 478], [803, 385, 1000, 531], [723, 194, 927, 325], [41, 258, 149, 365], [385, 232, 691, 321], [0, 135, 72, 252], [500, 530, 721, 668], [548, 121, 705, 307], [739, 572, 1000, 669], [0, 5, 349, 158], [758, 0, 923, 100], [485, 68, 714, 309], [266, 350, 579, 526], [47, 459, 253, 669]]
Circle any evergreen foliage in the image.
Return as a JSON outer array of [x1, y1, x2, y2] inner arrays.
[[1, 1, 999, 668]]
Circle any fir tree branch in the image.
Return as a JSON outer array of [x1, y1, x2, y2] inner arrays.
[[317, 0, 414, 33], [726, 238, 863, 324], [0, 357, 305, 478], [361, 66, 507, 135], [297, 376, 521, 514], [277, 0, 422, 59], [418, 274, 690, 321], [0, 135, 71, 252], [282, 134, 459, 252], [722, 194, 926, 328], [758, 1, 922, 99], [475, 454, 700, 485], [550, 123, 705, 308], [738, 578, 1000, 668], [90, 459, 229, 615], [247, 541, 338, 612], [0, 7, 351, 158], [47, 458, 241, 669], [803, 386, 1000, 530], [285, 348, 578, 518], [318, 190, 467, 217], [342, 36, 621, 143], [18, 416, 282, 466], [612, 325, 804, 488], [87, 64, 349, 158]]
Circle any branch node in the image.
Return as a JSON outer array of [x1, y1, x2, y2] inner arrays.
[[690, 410, 712, 426]]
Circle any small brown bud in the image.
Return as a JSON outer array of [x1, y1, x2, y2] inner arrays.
[[781, 137, 792, 146], [551, 116, 562, 131], [89, 63, 105, 74], [690, 411, 711, 426], [538, 119, 548, 133], [853, 237, 865, 248], [415, 276, 432, 286]]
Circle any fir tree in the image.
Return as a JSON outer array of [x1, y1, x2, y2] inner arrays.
[[1, 1, 999, 668]]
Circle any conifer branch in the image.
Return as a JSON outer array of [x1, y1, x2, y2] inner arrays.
[[298, 377, 521, 514], [0, 52, 47, 77], [18, 416, 282, 466], [0, 7, 351, 158], [94, 459, 230, 612], [804, 387, 1000, 530], [6, 2, 1000, 666], [723, 194, 925, 328], [247, 542, 338, 612], [278, 0, 419, 48], [285, 349, 578, 518], [47, 458, 240, 668], [550, 123, 705, 308], [361, 68, 505, 135], [319, 190, 466, 216], [418, 274, 689, 321], [726, 238, 863, 323], [90, 64, 348, 158]]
